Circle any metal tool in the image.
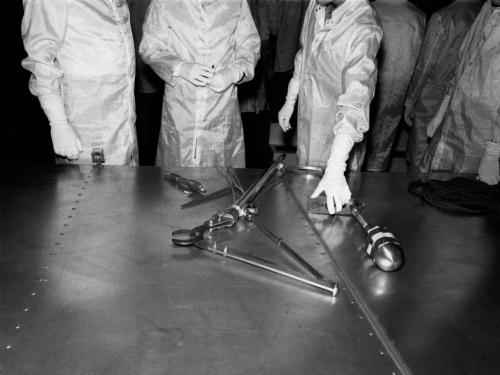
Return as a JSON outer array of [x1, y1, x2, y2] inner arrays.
[[172, 154, 286, 246], [181, 167, 244, 209], [348, 200, 404, 272], [171, 154, 339, 297], [181, 187, 233, 209], [195, 241, 339, 297], [244, 207, 339, 296], [163, 172, 206, 195]]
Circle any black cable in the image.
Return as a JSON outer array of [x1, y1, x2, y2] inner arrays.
[[408, 177, 500, 215]]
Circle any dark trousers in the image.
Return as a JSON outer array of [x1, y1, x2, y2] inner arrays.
[[135, 91, 163, 166], [242, 112, 273, 169]]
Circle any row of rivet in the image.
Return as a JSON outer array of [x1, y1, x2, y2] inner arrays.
[[294, 184, 397, 375], [5, 173, 92, 351]]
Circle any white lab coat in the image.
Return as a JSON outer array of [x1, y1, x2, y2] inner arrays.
[[292, 0, 382, 167], [421, 2, 500, 174], [140, 0, 260, 168], [22, 0, 138, 165], [404, 0, 483, 171]]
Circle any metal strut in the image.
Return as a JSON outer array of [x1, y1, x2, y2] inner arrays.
[[171, 154, 340, 298], [196, 241, 339, 298]]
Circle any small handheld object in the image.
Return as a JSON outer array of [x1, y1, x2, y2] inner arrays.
[[306, 193, 354, 215], [348, 200, 404, 272], [91, 148, 105, 164], [163, 172, 206, 195]]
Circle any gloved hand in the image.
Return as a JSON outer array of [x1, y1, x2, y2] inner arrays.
[[176, 62, 214, 87], [38, 93, 82, 160], [50, 121, 83, 160], [208, 67, 241, 93], [477, 141, 500, 185], [278, 78, 299, 132], [311, 133, 355, 214], [278, 101, 294, 132]]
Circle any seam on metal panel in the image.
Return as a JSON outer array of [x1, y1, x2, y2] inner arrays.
[[283, 180, 413, 375]]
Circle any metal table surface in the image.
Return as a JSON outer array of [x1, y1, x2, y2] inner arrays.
[[1, 163, 499, 374]]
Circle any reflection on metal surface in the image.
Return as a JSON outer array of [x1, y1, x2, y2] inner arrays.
[[367, 271, 390, 297], [4, 164, 499, 374]]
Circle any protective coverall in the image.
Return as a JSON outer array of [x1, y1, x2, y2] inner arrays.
[[420, 1, 500, 175], [140, 0, 260, 168], [364, 0, 426, 172], [22, 0, 138, 165], [292, 0, 382, 167], [404, 0, 483, 171]]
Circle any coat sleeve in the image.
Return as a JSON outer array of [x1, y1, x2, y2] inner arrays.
[[289, 0, 314, 98], [334, 25, 382, 143], [229, 0, 261, 84], [139, 0, 183, 86], [21, 0, 69, 124]]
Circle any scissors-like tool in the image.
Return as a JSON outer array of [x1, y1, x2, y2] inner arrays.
[[172, 155, 286, 246]]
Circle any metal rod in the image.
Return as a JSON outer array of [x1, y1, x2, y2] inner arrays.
[[246, 214, 326, 282], [349, 205, 372, 232], [234, 154, 286, 210], [197, 243, 339, 297]]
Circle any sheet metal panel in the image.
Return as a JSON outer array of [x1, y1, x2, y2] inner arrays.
[[1, 164, 399, 375], [285, 171, 500, 375]]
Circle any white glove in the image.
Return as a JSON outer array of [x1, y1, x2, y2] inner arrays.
[[208, 67, 241, 93], [477, 141, 500, 185], [38, 93, 82, 159], [50, 121, 83, 160], [175, 62, 214, 86], [278, 78, 299, 132], [311, 133, 354, 214]]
